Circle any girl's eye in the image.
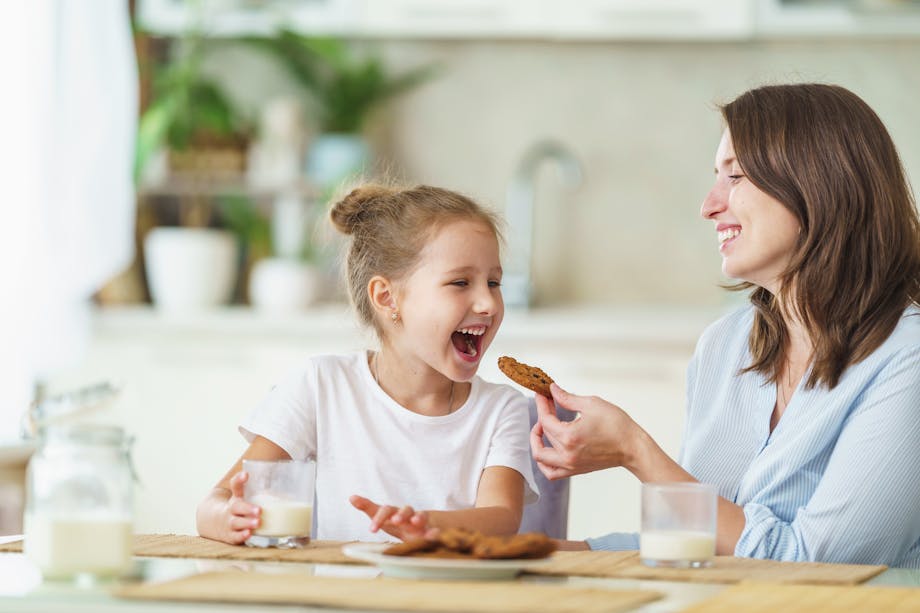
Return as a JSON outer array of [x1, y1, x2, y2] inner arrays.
[[488, 280, 501, 288], [451, 280, 468, 287], [728, 174, 745, 182]]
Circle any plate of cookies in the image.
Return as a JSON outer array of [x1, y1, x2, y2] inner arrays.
[[342, 529, 557, 581]]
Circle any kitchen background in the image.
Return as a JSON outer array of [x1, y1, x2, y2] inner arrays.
[[3, 0, 919, 543]]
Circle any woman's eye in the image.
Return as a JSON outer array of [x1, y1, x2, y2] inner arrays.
[[488, 280, 502, 288], [451, 280, 468, 287], [728, 174, 745, 182]]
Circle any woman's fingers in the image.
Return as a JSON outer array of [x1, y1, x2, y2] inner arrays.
[[535, 458, 575, 481]]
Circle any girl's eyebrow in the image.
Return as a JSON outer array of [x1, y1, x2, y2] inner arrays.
[[444, 266, 503, 275]]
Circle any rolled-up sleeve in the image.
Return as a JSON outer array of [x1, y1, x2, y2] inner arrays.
[[586, 532, 640, 551]]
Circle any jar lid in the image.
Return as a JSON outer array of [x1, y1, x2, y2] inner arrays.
[[23, 381, 121, 438]]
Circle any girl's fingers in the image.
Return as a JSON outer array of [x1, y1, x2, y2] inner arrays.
[[230, 515, 261, 531], [391, 506, 415, 525], [230, 498, 260, 517], [409, 511, 428, 526], [371, 505, 396, 531], [229, 471, 248, 499], [227, 528, 251, 545]]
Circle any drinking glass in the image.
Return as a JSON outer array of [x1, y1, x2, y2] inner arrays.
[[243, 459, 315, 548], [640, 482, 717, 568]]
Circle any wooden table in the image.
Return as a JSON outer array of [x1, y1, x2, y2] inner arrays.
[[0, 535, 917, 612]]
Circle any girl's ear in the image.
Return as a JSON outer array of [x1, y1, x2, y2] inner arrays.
[[368, 275, 398, 318]]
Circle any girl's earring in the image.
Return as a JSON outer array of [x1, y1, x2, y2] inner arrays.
[[390, 310, 400, 323]]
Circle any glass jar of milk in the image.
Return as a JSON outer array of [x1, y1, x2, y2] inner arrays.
[[24, 424, 134, 579]]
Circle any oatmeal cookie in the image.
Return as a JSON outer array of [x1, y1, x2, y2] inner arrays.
[[497, 356, 554, 397], [472, 532, 557, 560], [383, 538, 439, 556]]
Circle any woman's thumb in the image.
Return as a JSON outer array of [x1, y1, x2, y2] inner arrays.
[[550, 383, 585, 412]]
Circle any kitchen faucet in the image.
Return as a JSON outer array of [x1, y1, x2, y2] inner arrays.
[[503, 140, 583, 309]]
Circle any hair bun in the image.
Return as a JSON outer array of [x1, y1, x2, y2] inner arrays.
[[329, 185, 396, 235]]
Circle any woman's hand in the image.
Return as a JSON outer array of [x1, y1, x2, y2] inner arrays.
[[197, 471, 262, 545], [349, 495, 437, 541], [530, 383, 649, 480]]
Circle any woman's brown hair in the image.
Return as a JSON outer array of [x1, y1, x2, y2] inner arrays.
[[722, 83, 920, 389], [329, 184, 502, 338]]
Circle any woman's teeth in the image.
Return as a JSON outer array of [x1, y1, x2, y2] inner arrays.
[[718, 228, 741, 243]]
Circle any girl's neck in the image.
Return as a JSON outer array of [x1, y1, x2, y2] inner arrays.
[[369, 349, 469, 417]]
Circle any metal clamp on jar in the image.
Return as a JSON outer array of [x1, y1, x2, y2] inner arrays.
[[23, 383, 135, 580]]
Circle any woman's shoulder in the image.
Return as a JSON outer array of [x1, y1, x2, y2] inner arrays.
[[694, 304, 754, 354], [870, 304, 920, 361]]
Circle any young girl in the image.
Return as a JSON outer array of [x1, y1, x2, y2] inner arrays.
[[197, 184, 538, 544]]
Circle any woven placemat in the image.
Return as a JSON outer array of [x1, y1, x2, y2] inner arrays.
[[0, 534, 361, 565], [682, 582, 920, 612], [0, 536, 887, 585], [529, 551, 886, 585], [115, 570, 662, 613]]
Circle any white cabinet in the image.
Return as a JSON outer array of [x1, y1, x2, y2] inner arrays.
[[46, 306, 711, 540], [137, 0, 755, 40]]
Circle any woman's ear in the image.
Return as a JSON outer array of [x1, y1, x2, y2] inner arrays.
[[368, 275, 398, 320]]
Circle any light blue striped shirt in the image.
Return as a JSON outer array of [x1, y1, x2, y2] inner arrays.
[[587, 305, 920, 568]]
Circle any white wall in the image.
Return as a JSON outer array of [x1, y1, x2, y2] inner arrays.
[[208, 38, 920, 308]]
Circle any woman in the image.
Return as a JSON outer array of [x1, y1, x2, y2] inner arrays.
[[532, 83, 920, 567]]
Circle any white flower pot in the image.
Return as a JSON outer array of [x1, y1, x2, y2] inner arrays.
[[249, 258, 323, 314], [144, 228, 237, 312]]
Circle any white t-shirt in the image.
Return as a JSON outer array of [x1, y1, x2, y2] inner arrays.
[[239, 351, 539, 542]]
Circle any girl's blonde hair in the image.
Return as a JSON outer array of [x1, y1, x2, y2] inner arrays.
[[329, 184, 503, 337]]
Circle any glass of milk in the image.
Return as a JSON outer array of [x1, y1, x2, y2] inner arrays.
[[640, 482, 717, 568], [243, 459, 315, 548]]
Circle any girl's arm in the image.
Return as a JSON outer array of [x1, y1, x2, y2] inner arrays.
[[350, 465, 525, 540], [196, 435, 290, 544]]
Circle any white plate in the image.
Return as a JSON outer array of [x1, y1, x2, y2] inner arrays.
[[341, 543, 550, 581]]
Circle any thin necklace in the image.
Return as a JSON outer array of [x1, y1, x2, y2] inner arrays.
[[373, 352, 455, 415]]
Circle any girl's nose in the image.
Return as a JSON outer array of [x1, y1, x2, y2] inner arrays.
[[474, 285, 499, 315], [700, 181, 727, 220]]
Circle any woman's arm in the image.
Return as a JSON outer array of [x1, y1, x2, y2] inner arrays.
[[531, 384, 746, 554], [196, 435, 290, 544], [350, 466, 525, 540]]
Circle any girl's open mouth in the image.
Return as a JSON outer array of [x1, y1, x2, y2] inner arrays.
[[451, 326, 486, 361]]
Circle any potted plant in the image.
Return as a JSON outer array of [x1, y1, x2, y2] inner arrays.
[[246, 29, 438, 191], [136, 30, 249, 313], [135, 31, 246, 184], [219, 193, 326, 313]]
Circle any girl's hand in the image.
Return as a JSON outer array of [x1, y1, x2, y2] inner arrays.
[[216, 471, 262, 545], [530, 383, 647, 480], [349, 495, 437, 541]]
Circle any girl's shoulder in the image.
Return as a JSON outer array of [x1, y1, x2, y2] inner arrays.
[[273, 351, 369, 392], [465, 376, 529, 413]]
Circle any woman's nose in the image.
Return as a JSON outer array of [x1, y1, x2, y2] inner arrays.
[[700, 181, 727, 219]]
